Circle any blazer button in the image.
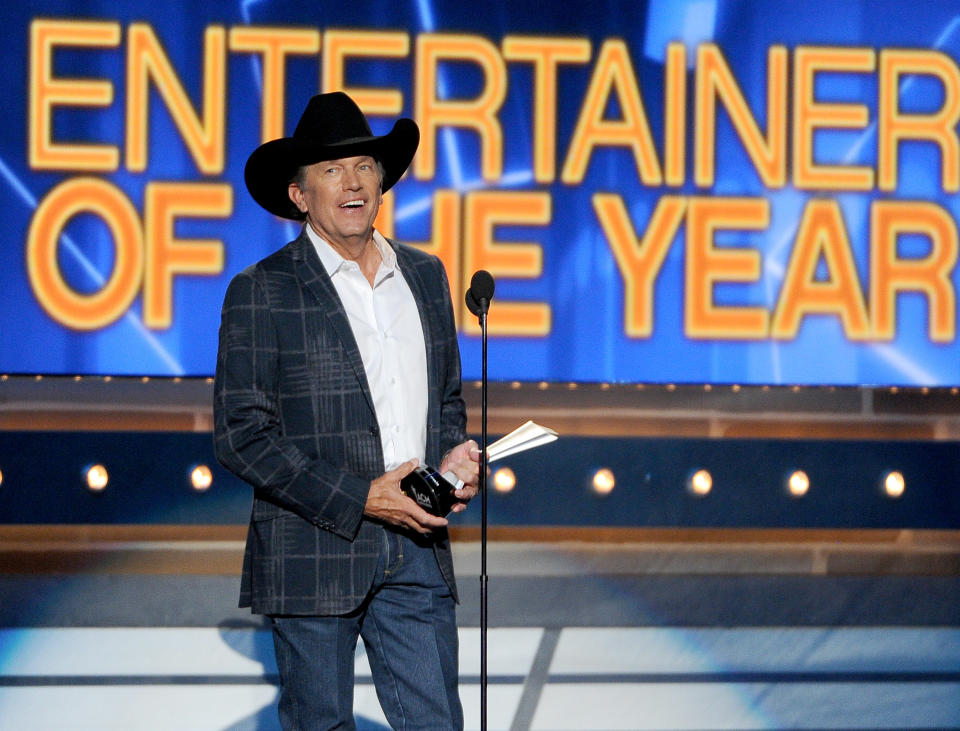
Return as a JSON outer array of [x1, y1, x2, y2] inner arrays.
[[369, 425, 380, 437]]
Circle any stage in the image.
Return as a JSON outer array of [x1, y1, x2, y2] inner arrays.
[[1, 528, 958, 730]]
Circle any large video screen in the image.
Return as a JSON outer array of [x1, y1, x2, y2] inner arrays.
[[2, 0, 959, 385]]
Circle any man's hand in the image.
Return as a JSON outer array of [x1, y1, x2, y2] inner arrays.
[[439, 440, 481, 513], [364, 460, 449, 533]]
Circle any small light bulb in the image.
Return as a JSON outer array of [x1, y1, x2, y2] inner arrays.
[[191, 465, 213, 491], [787, 470, 810, 497], [592, 468, 615, 495], [492, 467, 516, 493], [86, 464, 108, 492], [883, 471, 905, 498], [689, 469, 712, 496]]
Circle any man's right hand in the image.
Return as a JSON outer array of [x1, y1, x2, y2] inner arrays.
[[364, 459, 449, 533]]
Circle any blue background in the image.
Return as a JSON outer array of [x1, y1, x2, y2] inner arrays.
[[2, 0, 960, 386]]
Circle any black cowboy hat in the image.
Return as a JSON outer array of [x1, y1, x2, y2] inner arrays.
[[244, 91, 420, 220]]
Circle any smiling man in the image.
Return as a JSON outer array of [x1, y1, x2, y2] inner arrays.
[[214, 92, 479, 730], [288, 156, 381, 273]]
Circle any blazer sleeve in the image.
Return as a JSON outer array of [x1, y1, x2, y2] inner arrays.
[[434, 257, 468, 459], [212, 268, 369, 540]]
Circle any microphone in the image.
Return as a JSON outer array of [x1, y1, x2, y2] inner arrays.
[[465, 270, 495, 318]]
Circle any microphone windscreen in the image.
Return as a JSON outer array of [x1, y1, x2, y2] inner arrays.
[[471, 270, 495, 301], [465, 287, 481, 316]]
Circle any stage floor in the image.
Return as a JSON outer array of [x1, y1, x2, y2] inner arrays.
[[1, 537, 959, 730]]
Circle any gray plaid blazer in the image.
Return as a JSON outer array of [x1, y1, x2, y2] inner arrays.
[[213, 229, 466, 615]]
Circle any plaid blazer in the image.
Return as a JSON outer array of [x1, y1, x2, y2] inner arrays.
[[213, 229, 466, 615]]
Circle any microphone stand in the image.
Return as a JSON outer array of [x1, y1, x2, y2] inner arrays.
[[479, 305, 489, 731], [465, 271, 493, 731]]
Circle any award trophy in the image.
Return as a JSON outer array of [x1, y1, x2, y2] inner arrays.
[[400, 421, 558, 517]]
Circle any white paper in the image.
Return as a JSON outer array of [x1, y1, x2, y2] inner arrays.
[[486, 420, 559, 463]]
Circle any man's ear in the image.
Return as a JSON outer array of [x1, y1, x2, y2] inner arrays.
[[288, 182, 307, 213]]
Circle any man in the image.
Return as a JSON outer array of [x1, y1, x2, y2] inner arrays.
[[214, 91, 479, 730]]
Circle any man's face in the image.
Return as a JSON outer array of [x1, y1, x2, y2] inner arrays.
[[288, 155, 382, 252]]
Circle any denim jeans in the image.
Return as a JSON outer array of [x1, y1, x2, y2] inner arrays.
[[270, 529, 462, 730]]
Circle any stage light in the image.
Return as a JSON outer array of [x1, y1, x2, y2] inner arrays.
[[0, 467, 4, 487], [883, 471, 905, 498], [492, 467, 516, 493], [787, 470, 810, 497], [85, 464, 108, 492], [688, 469, 712, 496], [592, 468, 615, 495], [190, 464, 213, 491]]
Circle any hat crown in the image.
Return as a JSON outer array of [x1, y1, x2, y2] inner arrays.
[[292, 92, 374, 148]]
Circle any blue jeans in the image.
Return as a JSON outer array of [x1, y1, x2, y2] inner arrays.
[[270, 530, 462, 730]]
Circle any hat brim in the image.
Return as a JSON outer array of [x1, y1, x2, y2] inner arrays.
[[244, 118, 419, 221]]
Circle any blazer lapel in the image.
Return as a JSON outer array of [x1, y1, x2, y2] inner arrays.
[[394, 242, 439, 387], [290, 231, 377, 417], [393, 242, 443, 463]]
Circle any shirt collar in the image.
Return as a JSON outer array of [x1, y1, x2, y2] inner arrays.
[[305, 224, 397, 279]]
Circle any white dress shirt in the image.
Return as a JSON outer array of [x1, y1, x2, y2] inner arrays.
[[306, 225, 428, 471]]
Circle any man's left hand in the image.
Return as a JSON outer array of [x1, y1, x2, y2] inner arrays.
[[439, 440, 480, 513]]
